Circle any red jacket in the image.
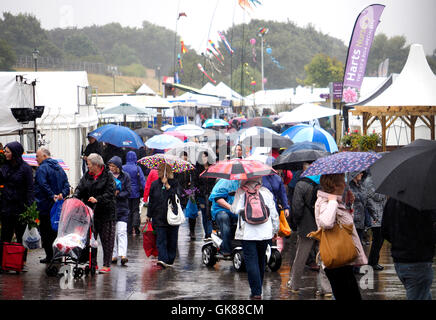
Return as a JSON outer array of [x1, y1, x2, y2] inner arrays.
[[143, 169, 159, 202]]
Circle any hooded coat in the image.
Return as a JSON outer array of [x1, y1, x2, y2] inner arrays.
[[108, 156, 132, 223], [0, 141, 34, 217], [122, 151, 146, 199], [34, 158, 70, 215]]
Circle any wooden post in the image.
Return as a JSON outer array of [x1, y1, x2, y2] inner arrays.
[[380, 116, 387, 152], [410, 116, 417, 142], [429, 115, 435, 140]]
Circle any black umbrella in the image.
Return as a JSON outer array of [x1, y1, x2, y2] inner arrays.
[[241, 133, 293, 149], [273, 149, 330, 171], [135, 128, 161, 138], [369, 140, 436, 210]]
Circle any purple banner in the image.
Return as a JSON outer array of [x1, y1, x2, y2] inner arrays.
[[342, 4, 385, 103]]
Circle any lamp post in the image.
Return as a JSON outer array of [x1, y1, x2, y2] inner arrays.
[[157, 66, 161, 94], [258, 28, 268, 91], [32, 48, 39, 72]]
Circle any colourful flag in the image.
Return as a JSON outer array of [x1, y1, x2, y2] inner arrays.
[[342, 4, 385, 102], [218, 31, 234, 55], [181, 40, 188, 54]]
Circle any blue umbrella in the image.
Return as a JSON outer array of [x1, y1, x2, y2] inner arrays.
[[202, 118, 229, 128], [281, 124, 338, 153], [145, 134, 184, 150], [88, 124, 117, 139], [94, 125, 145, 149]]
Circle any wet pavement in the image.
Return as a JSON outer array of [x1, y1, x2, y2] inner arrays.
[[1, 209, 435, 301]]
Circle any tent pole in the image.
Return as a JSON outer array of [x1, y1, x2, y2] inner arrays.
[[380, 115, 387, 152]]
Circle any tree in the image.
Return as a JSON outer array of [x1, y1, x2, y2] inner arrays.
[[299, 53, 344, 87], [63, 33, 99, 57], [0, 39, 16, 70], [231, 63, 262, 96]]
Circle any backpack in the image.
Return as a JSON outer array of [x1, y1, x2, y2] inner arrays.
[[240, 182, 270, 225], [300, 177, 321, 213]]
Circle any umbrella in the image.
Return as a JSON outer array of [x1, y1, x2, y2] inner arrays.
[[281, 124, 339, 153], [163, 131, 187, 141], [280, 141, 327, 156], [100, 102, 147, 126], [300, 151, 382, 178], [202, 118, 229, 128], [161, 125, 175, 131], [88, 124, 117, 139], [165, 142, 216, 164], [200, 158, 276, 180], [236, 126, 278, 144], [369, 140, 436, 210], [241, 132, 293, 149], [138, 154, 194, 173], [134, 127, 161, 138], [273, 103, 340, 125], [199, 129, 228, 147], [242, 117, 273, 128], [22, 154, 70, 171], [92, 125, 145, 149], [174, 124, 205, 137], [145, 134, 184, 149], [273, 149, 330, 171], [245, 154, 275, 166]]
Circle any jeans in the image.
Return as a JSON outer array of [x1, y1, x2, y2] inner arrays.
[[155, 225, 179, 265], [242, 240, 268, 297], [198, 197, 212, 238], [215, 211, 238, 255], [394, 262, 434, 300]]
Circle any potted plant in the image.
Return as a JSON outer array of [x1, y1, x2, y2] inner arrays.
[[19, 201, 42, 249], [341, 130, 381, 152]]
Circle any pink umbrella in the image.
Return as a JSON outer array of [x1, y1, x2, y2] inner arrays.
[[22, 154, 70, 171], [163, 131, 187, 142]]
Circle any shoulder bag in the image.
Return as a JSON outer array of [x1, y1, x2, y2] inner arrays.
[[167, 194, 186, 226]]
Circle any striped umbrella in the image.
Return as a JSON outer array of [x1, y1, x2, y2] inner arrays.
[[200, 158, 276, 180], [281, 124, 338, 153], [138, 154, 194, 173], [22, 154, 70, 171]]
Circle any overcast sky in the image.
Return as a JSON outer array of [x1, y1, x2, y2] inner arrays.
[[1, 0, 435, 55]]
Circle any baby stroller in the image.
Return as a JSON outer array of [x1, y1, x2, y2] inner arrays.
[[46, 198, 97, 278], [201, 219, 282, 272]]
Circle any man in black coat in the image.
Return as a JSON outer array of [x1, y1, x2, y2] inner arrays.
[[382, 198, 436, 300]]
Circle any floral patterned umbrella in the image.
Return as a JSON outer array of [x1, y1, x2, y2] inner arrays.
[[200, 158, 276, 180], [300, 151, 382, 178], [138, 153, 194, 173]]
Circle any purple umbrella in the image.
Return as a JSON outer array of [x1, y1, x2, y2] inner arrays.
[[300, 151, 382, 177]]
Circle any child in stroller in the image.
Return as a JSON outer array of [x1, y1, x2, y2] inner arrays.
[[46, 198, 98, 278]]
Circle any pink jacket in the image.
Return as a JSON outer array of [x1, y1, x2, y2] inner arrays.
[[314, 190, 368, 267]]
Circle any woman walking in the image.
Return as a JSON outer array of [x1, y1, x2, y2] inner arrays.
[[314, 173, 367, 300], [231, 178, 279, 300], [108, 156, 132, 266], [145, 163, 182, 268], [0, 141, 34, 272], [73, 153, 116, 274]]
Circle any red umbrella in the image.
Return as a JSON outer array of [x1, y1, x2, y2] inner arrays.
[[200, 158, 276, 180], [163, 131, 187, 142]]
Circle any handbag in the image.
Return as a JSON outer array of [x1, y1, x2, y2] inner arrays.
[[278, 210, 291, 237], [307, 223, 358, 269], [167, 194, 186, 226]]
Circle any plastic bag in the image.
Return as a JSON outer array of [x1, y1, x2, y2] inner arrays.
[[142, 222, 158, 257], [22, 225, 41, 249], [184, 198, 198, 219], [50, 199, 64, 232]]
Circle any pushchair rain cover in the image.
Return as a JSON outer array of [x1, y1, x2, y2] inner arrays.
[[52, 198, 94, 260]]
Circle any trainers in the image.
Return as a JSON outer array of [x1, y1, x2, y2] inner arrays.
[[39, 257, 52, 264], [157, 261, 166, 268], [21, 265, 29, 273], [121, 257, 128, 266], [249, 294, 262, 300], [111, 258, 118, 264]]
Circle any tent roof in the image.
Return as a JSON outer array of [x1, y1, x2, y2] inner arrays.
[[0, 71, 97, 134], [136, 83, 155, 95], [363, 44, 436, 107]]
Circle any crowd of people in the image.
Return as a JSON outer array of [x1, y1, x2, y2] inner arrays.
[[0, 123, 435, 301]]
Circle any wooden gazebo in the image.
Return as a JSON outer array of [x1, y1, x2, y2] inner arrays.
[[349, 44, 436, 151]]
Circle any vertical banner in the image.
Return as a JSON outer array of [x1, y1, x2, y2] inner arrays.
[[342, 4, 385, 103]]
